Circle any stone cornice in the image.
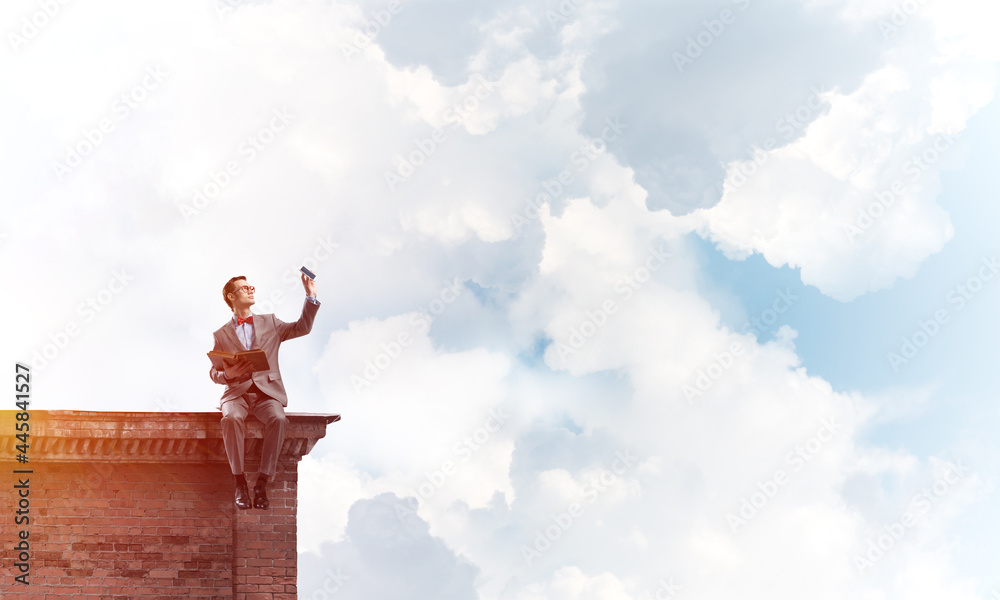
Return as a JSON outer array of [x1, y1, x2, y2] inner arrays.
[[0, 410, 340, 463]]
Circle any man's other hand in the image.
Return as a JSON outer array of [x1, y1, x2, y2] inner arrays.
[[302, 272, 318, 297], [224, 361, 254, 381]]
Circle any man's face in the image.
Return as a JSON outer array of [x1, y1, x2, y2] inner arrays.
[[230, 279, 255, 309]]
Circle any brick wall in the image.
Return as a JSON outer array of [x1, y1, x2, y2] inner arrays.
[[234, 463, 298, 599], [0, 411, 338, 599]]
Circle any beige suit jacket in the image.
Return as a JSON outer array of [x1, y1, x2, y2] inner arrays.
[[209, 297, 320, 409]]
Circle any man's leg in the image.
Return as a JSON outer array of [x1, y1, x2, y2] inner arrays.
[[221, 397, 250, 475], [249, 398, 286, 509], [251, 399, 288, 479], [221, 397, 253, 509]]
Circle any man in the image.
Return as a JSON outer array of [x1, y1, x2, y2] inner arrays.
[[209, 273, 319, 510]]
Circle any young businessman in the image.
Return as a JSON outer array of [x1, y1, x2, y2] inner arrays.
[[209, 273, 319, 509]]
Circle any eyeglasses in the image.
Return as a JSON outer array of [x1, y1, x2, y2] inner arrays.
[[237, 285, 255, 294]]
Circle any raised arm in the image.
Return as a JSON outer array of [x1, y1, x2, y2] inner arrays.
[[274, 297, 320, 341], [274, 273, 321, 341]]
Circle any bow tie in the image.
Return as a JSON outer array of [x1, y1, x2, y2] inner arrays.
[[236, 315, 254, 326]]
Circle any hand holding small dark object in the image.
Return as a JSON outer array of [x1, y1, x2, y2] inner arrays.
[[301, 271, 317, 297]]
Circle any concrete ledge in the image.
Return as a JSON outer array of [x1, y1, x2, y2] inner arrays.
[[0, 410, 341, 464]]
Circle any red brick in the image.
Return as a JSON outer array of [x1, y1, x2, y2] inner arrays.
[[0, 410, 333, 599]]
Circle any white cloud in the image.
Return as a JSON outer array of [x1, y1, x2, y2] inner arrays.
[[514, 566, 636, 600], [305, 309, 517, 546], [297, 493, 480, 600], [694, 0, 997, 300]]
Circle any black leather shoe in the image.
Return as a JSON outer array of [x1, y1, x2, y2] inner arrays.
[[253, 485, 269, 510], [235, 482, 252, 510]]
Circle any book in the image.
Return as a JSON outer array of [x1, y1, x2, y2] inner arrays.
[[207, 348, 270, 372]]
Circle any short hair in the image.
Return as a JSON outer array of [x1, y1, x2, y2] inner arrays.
[[223, 275, 247, 310]]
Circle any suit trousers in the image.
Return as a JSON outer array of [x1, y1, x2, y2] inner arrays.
[[220, 383, 287, 478]]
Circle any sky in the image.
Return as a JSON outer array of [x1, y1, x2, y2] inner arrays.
[[2, 0, 999, 598]]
